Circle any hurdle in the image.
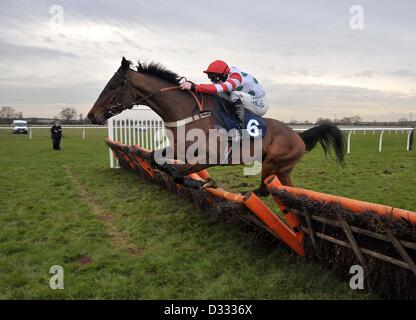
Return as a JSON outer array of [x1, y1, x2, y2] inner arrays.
[[106, 138, 416, 299]]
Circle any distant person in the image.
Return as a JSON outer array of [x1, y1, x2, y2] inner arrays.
[[50, 121, 62, 150]]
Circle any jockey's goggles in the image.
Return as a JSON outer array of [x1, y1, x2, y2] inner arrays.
[[207, 73, 223, 83]]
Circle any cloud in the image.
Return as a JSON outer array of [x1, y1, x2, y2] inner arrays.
[[353, 70, 377, 78], [390, 69, 416, 77], [0, 0, 415, 121], [264, 82, 416, 122], [0, 39, 79, 59]]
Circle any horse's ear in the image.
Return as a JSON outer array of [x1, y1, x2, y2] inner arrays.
[[121, 57, 130, 70]]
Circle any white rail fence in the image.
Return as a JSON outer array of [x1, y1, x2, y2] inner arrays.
[[107, 107, 169, 168], [1, 108, 413, 168], [292, 127, 414, 154], [0, 126, 105, 140], [106, 107, 414, 168]]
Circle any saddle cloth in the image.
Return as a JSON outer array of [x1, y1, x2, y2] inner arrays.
[[202, 95, 267, 139]]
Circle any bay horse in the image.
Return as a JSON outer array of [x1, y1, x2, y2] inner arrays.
[[88, 57, 345, 194]]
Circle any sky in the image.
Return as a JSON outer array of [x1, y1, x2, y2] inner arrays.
[[0, 0, 415, 122]]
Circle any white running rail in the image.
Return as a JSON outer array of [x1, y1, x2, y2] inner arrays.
[[107, 106, 169, 168]]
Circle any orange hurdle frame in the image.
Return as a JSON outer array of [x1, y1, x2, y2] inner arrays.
[[188, 172, 304, 256], [265, 175, 416, 225]]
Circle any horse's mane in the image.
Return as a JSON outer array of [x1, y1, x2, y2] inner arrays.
[[135, 60, 181, 85]]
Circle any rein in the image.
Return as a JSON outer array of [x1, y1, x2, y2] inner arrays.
[[108, 71, 206, 127]]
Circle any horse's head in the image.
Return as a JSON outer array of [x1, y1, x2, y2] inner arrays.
[[88, 57, 136, 124]]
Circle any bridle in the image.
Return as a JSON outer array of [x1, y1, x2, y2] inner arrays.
[[107, 70, 205, 125]]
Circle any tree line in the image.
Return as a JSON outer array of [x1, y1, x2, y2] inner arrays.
[[1, 106, 413, 126], [0, 106, 90, 124]]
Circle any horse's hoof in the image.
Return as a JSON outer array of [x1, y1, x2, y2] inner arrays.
[[253, 189, 270, 197]]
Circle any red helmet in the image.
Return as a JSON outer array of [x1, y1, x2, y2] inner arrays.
[[203, 60, 230, 76]]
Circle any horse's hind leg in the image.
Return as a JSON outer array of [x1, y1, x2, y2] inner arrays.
[[254, 147, 301, 196], [253, 157, 276, 196], [276, 171, 294, 186]]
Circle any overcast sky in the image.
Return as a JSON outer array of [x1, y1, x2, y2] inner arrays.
[[0, 0, 415, 122]]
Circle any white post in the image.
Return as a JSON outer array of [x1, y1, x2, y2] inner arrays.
[[120, 120, 123, 143], [29, 128, 32, 140], [108, 118, 114, 168], [119, 120, 123, 143], [115, 119, 118, 142], [82, 128, 85, 140], [347, 130, 353, 154], [152, 120, 155, 148], [140, 120, 143, 147], [158, 120, 162, 149], [144, 120, 150, 149], [133, 120, 136, 145], [137, 120, 142, 146], [407, 129, 413, 151], [379, 130, 384, 152], [162, 121, 167, 148], [123, 119, 127, 144], [128, 118, 131, 145]]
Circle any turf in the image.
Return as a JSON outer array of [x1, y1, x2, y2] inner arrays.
[[0, 127, 413, 299]]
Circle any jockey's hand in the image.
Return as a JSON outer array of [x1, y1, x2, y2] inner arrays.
[[180, 81, 192, 91]]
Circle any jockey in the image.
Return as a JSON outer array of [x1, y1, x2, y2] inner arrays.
[[180, 60, 268, 129]]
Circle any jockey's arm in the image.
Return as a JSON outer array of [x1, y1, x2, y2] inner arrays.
[[191, 72, 243, 94]]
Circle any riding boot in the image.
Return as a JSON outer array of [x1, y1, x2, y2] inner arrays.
[[233, 99, 245, 130]]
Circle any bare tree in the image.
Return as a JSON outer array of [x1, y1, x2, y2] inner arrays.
[[315, 117, 333, 125], [58, 107, 78, 124], [0, 106, 18, 119], [0, 106, 24, 124], [339, 116, 361, 125], [398, 117, 408, 125]]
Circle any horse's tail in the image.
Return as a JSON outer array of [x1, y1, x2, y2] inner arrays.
[[298, 123, 346, 165]]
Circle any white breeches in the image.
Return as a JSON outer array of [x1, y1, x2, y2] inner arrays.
[[226, 91, 269, 116]]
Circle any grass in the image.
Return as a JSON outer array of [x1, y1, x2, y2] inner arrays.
[[0, 127, 413, 299]]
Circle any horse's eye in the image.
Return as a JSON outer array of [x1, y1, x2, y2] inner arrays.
[[109, 82, 121, 90]]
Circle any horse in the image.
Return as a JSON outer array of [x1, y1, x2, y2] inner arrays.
[[88, 57, 346, 194]]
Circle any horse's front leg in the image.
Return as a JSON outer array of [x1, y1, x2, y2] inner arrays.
[[157, 163, 216, 189], [151, 148, 216, 188], [172, 163, 216, 188]]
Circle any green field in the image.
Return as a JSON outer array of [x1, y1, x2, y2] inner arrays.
[[0, 128, 414, 299]]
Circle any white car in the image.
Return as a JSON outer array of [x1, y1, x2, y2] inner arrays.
[[12, 120, 28, 134]]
